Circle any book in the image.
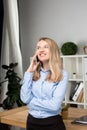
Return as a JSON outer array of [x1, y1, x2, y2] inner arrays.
[[84, 58, 87, 81], [69, 82, 80, 101], [72, 82, 84, 101], [76, 88, 83, 102]]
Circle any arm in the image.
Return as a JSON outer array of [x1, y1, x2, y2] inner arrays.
[[20, 72, 34, 104], [20, 54, 40, 104], [29, 70, 69, 112]]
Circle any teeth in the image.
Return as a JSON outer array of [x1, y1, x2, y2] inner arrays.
[[40, 54, 46, 56]]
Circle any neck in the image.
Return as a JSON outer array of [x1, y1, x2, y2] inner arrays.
[[42, 62, 49, 71]]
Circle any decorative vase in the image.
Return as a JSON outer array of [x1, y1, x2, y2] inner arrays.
[[83, 46, 87, 54]]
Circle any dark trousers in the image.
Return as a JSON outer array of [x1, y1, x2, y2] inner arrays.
[[26, 114, 66, 130]]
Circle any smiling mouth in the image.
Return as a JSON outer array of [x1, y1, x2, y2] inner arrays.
[[39, 53, 46, 57]]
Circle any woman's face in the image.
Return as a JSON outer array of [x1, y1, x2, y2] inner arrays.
[[36, 40, 50, 63]]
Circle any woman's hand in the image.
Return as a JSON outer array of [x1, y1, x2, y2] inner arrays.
[[27, 54, 40, 73]]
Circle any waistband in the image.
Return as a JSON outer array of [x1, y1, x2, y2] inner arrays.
[[28, 114, 62, 125]]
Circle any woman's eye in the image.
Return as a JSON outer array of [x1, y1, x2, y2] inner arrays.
[[44, 45, 49, 48], [36, 45, 49, 50], [37, 46, 40, 50]]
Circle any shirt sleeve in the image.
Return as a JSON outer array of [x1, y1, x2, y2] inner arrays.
[[20, 72, 34, 104], [29, 70, 69, 112]]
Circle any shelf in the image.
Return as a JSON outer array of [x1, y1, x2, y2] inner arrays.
[[62, 55, 87, 108], [63, 101, 85, 106], [69, 78, 84, 82], [61, 54, 87, 58]]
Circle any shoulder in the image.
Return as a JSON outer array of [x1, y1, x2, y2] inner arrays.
[[62, 69, 68, 74], [62, 69, 69, 79]]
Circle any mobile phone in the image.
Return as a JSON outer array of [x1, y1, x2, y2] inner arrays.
[[36, 56, 39, 62]]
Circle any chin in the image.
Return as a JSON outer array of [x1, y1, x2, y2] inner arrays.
[[41, 59, 49, 62]]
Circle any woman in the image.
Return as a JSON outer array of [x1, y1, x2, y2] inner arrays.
[[20, 37, 69, 130]]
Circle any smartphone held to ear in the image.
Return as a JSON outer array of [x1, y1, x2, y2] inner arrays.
[[36, 56, 39, 62]]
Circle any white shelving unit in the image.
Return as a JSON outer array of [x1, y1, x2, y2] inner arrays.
[[61, 55, 87, 108]]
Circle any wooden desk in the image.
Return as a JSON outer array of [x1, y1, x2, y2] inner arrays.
[[0, 106, 87, 130], [64, 119, 87, 130], [64, 107, 87, 130], [0, 106, 28, 128]]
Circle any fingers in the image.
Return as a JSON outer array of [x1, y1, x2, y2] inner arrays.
[[32, 54, 37, 61], [27, 54, 40, 73]]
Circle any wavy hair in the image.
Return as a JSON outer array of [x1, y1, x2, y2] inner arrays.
[[33, 37, 62, 82]]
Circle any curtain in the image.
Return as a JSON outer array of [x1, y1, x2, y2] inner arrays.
[[0, 0, 3, 63], [0, 0, 23, 103], [0, 0, 4, 102]]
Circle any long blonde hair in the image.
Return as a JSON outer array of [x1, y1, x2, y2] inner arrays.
[[33, 37, 62, 82]]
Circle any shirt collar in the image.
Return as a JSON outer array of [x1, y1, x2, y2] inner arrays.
[[40, 67, 50, 73]]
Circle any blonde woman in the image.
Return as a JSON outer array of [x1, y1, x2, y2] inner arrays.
[[20, 37, 69, 130]]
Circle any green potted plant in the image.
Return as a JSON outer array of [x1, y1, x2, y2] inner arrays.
[[0, 62, 24, 109], [61, 42, 78, 55]]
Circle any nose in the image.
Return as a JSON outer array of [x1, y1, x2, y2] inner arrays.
[[39, 47, 44, 51]]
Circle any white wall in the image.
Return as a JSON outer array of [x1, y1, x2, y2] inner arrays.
[[19, 0, 87, 71]]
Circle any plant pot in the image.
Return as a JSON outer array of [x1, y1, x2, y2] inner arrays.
[[61, 110, 68, 119]]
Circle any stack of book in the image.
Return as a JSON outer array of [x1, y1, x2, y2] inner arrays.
[[70, 82, 84, 102]]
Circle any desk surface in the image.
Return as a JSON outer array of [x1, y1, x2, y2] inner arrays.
[[0, 106, 28, 128], [0, 106, 87, 130], [64, 119, 87, 130]]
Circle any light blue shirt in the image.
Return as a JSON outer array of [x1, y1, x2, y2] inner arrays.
[[20, 68, 69, 118]]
